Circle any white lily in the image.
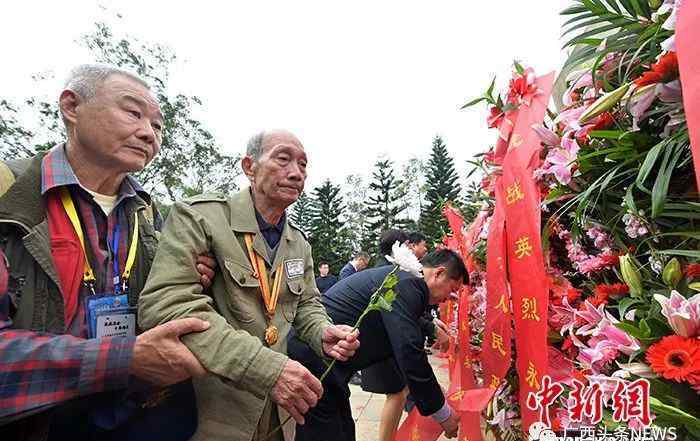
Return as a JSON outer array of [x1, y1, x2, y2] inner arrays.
[[614, 362, 658, 379], [386, 241, 423, 277]]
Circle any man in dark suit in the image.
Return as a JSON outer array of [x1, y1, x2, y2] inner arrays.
[[288, 249, 467, 441], [315, 262, 338, 294], [338, 251, 370, 280], [361, 229, 443, 441]]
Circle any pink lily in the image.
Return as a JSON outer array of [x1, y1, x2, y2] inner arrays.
[[532, 124, 561, 147], [658, 80, 682, 103], [575, 299, 614, 337], [563, 71, 593, 106], [654, 290, 700, 337], [579, 325, 640, 373], [550, 296, 578, 336], [594, 324, 640, 356], [630, 85, 657, 131], [555, 106, 587, 131], [542, 135, 580, 185]]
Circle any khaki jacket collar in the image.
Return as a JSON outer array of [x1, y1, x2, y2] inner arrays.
[[228, 187, 295, 266]]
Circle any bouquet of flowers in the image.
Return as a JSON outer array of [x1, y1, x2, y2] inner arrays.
[[460, 1, 700, 439]]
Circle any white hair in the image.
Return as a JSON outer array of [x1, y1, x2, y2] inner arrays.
[[60, 64, 150, 127], [63, 63, 149, 100], [246, 131, 266, 161]]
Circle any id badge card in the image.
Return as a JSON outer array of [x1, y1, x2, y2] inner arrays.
[[86, 294, 136, 338]]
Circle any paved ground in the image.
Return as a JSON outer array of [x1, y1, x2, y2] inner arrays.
[[350, 354, 452, 441]]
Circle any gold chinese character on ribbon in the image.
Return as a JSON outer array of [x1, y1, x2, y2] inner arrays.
[[514, 236, 533, 259], [521, 297, 541, 321], [495, 293, 509, 314], [491, 331, 506, 356], [489, 375, 500, 389], [526, 361, 540, 390], [508, 133, 524, 151], [464, 355, 472, 367], [411, 426, 420, 441], [449, 390, 465, 403], [506, 180, 525, 205]]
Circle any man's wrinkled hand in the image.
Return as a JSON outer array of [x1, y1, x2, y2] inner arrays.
[[196, 253, 217, 289], [130, 317, 210, 385], [440, 411, 460, 438], [270, 360, 323, 425], [322, 325, 360, 361]]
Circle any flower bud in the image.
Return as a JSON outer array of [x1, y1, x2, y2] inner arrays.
[[620, 254, 643, 297], [579, 83, 630, 124], [662, 258, 682, 288], [649, 0, 662, 9]]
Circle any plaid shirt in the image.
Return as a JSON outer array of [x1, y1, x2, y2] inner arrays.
[[0, 145, 144, 420]]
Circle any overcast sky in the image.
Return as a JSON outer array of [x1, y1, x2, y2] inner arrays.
[[1, 1, 569, 189]]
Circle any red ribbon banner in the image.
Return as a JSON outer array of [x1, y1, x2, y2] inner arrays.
[[501, 72, 555, 434], [677, 0, 700, 193]]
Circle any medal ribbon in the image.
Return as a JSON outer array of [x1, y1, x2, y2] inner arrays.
[[243, 233, 283, 318]]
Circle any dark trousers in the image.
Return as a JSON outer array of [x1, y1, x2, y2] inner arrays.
[[287, 334, 356, 441], [46, 381, 197, 441]]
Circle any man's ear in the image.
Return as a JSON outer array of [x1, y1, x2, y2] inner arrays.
[[59, 89, 81, 128], [435, 266, 447, 279], [241, 156, 256, 181]]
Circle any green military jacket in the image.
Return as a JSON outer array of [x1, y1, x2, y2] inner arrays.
[[138, 187, 333, 441]]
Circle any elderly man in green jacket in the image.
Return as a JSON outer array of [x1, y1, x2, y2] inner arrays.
[[138, 130, 360, 441]]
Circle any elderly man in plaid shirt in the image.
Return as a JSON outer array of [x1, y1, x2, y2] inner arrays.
[[0, 64, 216, 441]]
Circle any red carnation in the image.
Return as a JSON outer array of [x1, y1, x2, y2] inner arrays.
[[588, 292, 608, 307], [594, 283, 629, 300], [685, 263, 700, 280], [634, 52, 679, 87], [566, 287, 582, 303], [598, 254, 620, 267]]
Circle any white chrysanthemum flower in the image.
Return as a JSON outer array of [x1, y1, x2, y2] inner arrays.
[[385, 241, 423, 277]]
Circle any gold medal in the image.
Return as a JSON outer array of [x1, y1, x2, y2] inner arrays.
[[265, 325, 279, 346]]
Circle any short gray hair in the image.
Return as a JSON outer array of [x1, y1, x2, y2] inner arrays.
[[246, 131, 266, 160], [63, 63, 149, 100]]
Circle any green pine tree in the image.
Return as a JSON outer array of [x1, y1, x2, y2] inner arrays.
[[308, 180, 350, 274], [342, 174, 372, 254], [289, 191, 313, 236], [419, 136, 462, 244], [364, 158, 410, 251]]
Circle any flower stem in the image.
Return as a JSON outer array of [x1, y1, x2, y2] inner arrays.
[[262, 266, 399, 441]]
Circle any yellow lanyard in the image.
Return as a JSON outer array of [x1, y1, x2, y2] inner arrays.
[[59, 187, 139, 293]]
